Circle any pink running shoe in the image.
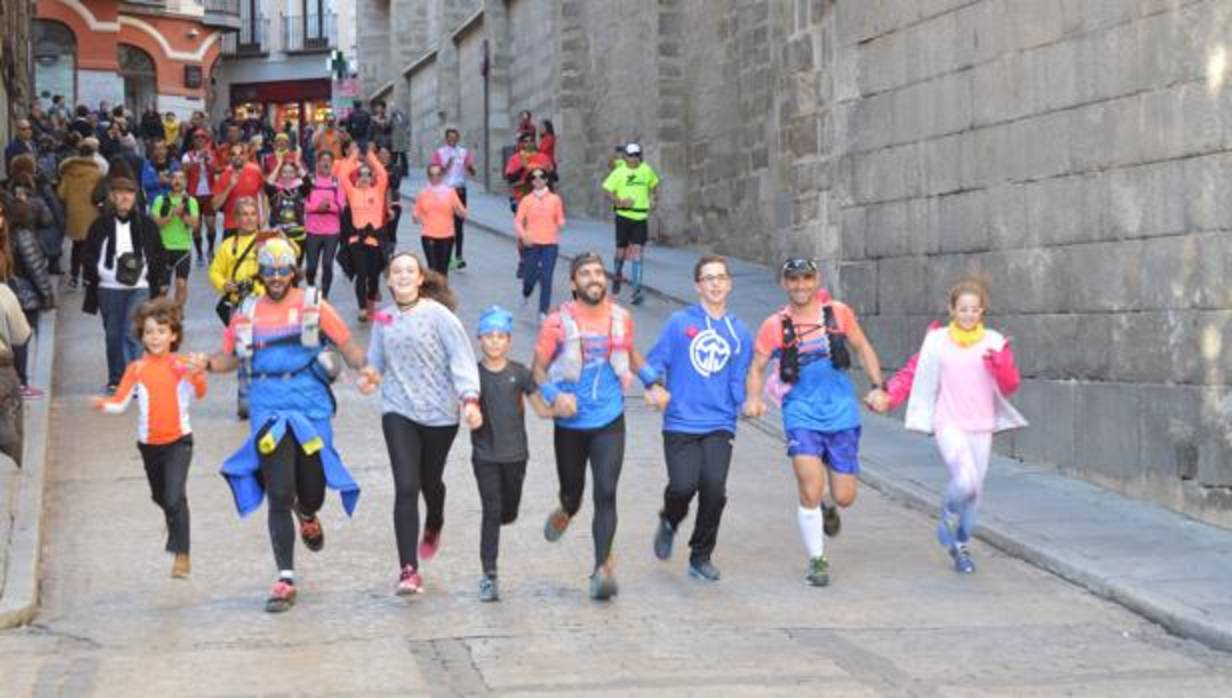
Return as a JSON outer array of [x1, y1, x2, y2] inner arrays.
[[396, 565, 423, 595], [419, 528, 441, 562], [20, 385, 45, 400], [264, 578, 297, 613]]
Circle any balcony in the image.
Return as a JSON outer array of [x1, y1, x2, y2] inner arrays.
[[203, 0, 243, 30], [221, 16, 268, 57], [282, 12, 336, 54]]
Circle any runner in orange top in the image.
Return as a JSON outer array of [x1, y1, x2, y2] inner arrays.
[[412, 163, 467, 276], [93, 298, 206, 579]]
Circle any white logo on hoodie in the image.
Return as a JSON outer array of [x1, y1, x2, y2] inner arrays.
[[689, 329, 732, 377]]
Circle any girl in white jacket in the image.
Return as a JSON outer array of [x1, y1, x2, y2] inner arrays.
[[877, 279, 1027, 573]]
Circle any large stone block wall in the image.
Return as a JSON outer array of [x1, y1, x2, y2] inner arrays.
[[456, 22, 489, 180], [507, 0, 559, 155], [407, 57, 440, 167]]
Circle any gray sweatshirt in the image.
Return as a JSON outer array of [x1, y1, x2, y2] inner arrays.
[[368, 298, 481, 426]]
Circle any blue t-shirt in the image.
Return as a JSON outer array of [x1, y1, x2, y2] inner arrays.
[[536, 305, 628, 431]]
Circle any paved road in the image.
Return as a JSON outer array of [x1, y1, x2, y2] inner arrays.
[[2, 224, 1230, 696]]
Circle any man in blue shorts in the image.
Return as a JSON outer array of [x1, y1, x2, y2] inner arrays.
[[744, 257, 887, 587]]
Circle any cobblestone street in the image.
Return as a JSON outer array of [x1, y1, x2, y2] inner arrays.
[[2, 226, 1230, 696]]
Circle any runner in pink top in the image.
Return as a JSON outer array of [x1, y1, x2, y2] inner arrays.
[[513, 167, 565, 317], [413, 163, 467, 276], [429, 128, 477, 268]]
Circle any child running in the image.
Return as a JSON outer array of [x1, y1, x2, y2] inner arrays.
[[93, 297, 207, 578], [872, 279, 1026, 573], [470, 306, 553, 601]]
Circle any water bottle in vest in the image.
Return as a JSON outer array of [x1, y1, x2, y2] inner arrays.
[[234, 314, 254, 359], [301, 288, 321, 347]]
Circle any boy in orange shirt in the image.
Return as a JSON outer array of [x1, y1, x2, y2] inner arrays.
[[93, 298, 207, 578]]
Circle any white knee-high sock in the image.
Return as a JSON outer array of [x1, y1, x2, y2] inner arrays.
[[797, 506, 824, 558]]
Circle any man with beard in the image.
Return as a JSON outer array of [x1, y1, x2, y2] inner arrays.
[[533, 253, 668, 600], [190, 237, 380, 613], [212, 143, 266, 240]]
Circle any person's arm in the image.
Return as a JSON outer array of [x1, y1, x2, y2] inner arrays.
[[882, 351, 920, 412], [744, 351, 771, 417], [465, 150, 477, 176], [188, 361, 208, 399], [984, 339, 1021, 396], [521, 365, 554, 418], [440, 311, 483, 429], [531, 317, 576, 417], [729, 324, 754, 408], [150, 196, 172, 227], [183, 197, 200, 232], [94, 362, 140, 412], [644, 317, 674, 377], [207, 240, 231, 293], [452, 189, 467, 218], [843, 311, 886, 403], [366, 321, 386, 374], [211, 169, 233, 210]]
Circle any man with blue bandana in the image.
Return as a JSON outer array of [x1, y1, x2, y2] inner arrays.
[[190, 237, 381, 613]]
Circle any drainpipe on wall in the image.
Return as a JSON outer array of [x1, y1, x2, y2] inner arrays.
[[481, 38, 490, 191]]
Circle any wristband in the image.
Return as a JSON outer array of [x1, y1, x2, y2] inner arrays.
[[637, 365, 660, 389], [539, 382, 561, 405], [870, 382, 885, 391], [461, 394, 480, 408]]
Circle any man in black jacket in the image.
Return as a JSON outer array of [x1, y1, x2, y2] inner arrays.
[[82, 172, 167, 393]]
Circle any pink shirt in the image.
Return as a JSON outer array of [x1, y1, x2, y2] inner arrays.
[[933, 334, 999, 433]]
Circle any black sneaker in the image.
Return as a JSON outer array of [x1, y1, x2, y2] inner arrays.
[[631, 289, 645, 306], [822, 504, 842, 538], [455, 258, 467, 270], [237, 398, 249, 420], [589, 567, 618, 601], [653, 517, 674, 561], [66, 277, 78, 291], [479, 574, 499, 602], [688, 558, 721, 582]]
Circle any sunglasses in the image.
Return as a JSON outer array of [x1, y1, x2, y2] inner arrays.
[[531, 173, 547, 181], [781, 257, 818, 277], [259, 264, 295, 277]]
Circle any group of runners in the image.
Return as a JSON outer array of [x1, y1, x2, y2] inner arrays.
[[71, 110, 1025, 613]]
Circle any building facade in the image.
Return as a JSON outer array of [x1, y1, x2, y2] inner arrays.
[[211, 0, 357, 129], [359, 0, 1232, 527], [32, 0, 238, 117], [1, 0, 37, 176]]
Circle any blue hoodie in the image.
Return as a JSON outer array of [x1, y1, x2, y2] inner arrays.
[[646, 304, 753, 434]]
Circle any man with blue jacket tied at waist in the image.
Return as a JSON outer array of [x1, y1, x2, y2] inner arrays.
[[189, 238, 381, 613], [644, 254, 753, 582], [534, 252, 669, 601]]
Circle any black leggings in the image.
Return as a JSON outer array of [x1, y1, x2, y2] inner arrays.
[[421, 236, 453, 276], [303, 235, 339, 298], [453, 187, 467, 257], [661, 430, 734, 563], [554, 416, 626, 569], [350, 236, 383, 309], [259, 426, 327, 571], [473, 459, 527, 575], [382, 413, 459, 568], [138, 435, 193, 554], [70, 239, 87, 281]]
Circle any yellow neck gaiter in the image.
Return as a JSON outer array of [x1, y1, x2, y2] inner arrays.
[[948, 321, 985, 348]]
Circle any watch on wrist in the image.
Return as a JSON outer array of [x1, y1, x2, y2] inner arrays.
[[870, 382, 885, 391]]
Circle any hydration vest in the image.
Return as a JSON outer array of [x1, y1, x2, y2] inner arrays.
[[233, 286, 324, 360], [777, 302, 850, 384], [548, 301, 632, 384]]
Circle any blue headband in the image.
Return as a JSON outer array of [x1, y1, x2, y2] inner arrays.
[[477, 305, 514, 336]]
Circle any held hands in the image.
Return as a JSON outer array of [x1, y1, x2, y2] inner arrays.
[[185, 352, 211, 373], [553, 393, 578, 419], [89, 395, 108, 411], [355, 365, 381, 395], [863, 388, 890, 413], [462, 402, 483, 430], [643, 385, 671, 411], [742, 396, 766, 419]]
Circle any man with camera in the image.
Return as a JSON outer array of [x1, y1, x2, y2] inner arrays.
[[743, 257, 887, 588], [150, 170, 199, 305], [208, 196, 267, 418], [82, 170, 168, 394]]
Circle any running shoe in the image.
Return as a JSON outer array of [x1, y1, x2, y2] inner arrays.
[[196, 253, 205, 268], [653, 517, 675, 561], [631, 289, 644, 306], [104, 383, 118, 396], [419, 528, 441, 561], [397, 565, 423, 595], [822, 504, 842, 537], [478, 574, 500, 602], [236, 398, 249, 420], [611, 276, 622, 295], [951, 544, 976, 574], [20, 385, 45, 400], [455, 258, 467, 270], [589, 567, 618, 601], [296, 512, 325, 551], [936, 510, 959, 550], [805, 556, 831, 587], [171, 553, 191, 579], [543, 507, 571, 542], [265, 578, 297, 613], [688, 558, 721, 582], [66, 276, 78, 291]]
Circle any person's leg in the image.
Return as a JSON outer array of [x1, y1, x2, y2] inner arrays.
[[792, 454, 828, 559], [472, 459, 503, 576], [161, 437, 193, 554], [520, 244, 542, 300], [12, 343, 28, 388], [660, 431, 702, 533], [293, 446, 328, 520], [418, 423, 459, 536], [612, 217, 628, 293], [320, 237, 338, 298], [70, 239, 86, 283], [500, 461, 527, 525], [138, 442, 170, 548], [259, 429, 300, 574], [690, 430, 734, 564], [553, 426, 590, 519], [538, 244, 559, 314], [954, 430, 993, 544], [97, 288, 127, 387], [304, 235, 323, 288], [121, 289, 149, 365], [351, 241, 370, 311], [588, 417, 626, 571], [383, 412, 424, 569], [453, 187, 467, 260]]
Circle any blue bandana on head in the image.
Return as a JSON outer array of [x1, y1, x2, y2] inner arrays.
[[477, 305, 514, 337]]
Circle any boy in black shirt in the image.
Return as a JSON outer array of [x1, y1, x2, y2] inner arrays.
[[471, 306, 553, 601]]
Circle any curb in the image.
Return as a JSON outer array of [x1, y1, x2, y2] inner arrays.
[[0, 310, 57, 628]]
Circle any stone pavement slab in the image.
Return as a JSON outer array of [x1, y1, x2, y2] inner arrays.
[[405, 174, 1232, 653], [1, 204, 1230, 695]]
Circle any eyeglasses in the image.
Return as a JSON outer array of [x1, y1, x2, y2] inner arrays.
[[781, 257, 818, 277], [259, 264, 295, 278], [698, 274, 730, 284]]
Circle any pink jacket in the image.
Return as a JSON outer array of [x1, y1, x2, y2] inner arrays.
[[304, 174, 345, 235]]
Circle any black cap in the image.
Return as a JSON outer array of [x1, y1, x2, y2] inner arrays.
[[781, 257, 818, 277]]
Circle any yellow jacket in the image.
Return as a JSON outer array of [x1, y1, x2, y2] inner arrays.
[[208, 232, 264, 299]]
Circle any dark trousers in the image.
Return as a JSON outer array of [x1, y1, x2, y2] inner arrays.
[[421, 236, 454, 276], [554, 416, 626, 569], [303, 235, 339, 298], [138, 435, 193, 554], [661, 430, 734, 563], [453, 187, 467, 257], [98, 287, 149, 386], [520, 243, 559, 314], [472, 459, 527, 575], [350, 238, 383, 309], [70, 240, 87, 281], [382, 413, 459, 568], [386, 203, 402, 253], [259, 428, 327, 571], [12, 309, 34, 387]]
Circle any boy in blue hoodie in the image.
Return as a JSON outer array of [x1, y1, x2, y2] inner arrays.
[[644, 255, 753, 581]]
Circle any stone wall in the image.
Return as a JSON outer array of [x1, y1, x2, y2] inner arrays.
[[406, 54, 439, 167]]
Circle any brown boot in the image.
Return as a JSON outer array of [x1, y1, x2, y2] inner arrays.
[[171, 553, 191, 579]]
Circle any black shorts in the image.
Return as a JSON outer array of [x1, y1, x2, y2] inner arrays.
[[614, 216, 648, 248], [164, 249, 192, 279]]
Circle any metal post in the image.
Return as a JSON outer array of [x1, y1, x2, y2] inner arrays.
[[481, 39, 490, 191]]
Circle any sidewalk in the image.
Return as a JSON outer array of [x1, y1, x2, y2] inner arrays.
[[404, 174, 1232, 653]]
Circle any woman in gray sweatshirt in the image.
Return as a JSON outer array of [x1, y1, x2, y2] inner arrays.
[[367, 251, 482, 595]]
